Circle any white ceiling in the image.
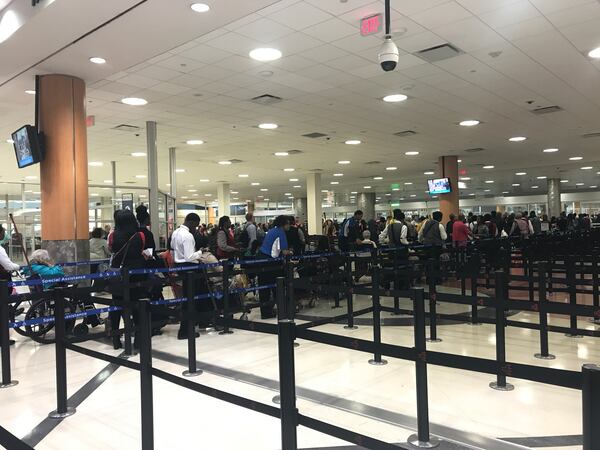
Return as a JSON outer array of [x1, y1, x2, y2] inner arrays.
[[1, 0, 600, 206]]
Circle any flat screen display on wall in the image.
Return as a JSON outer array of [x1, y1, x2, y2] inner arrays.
[[427, 178, 452, 195], [11, 125, 43, 169]]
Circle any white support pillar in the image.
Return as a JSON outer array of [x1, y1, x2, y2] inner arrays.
[[146, 121, 160, 247], [217, 182, 230, 218], [307, 173, 322, 235]]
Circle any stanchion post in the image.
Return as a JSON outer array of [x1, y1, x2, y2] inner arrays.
[[535, 262, 555, 360], [565, 256, 582, 338], [426, 259, 441, 343], [49, 289, 76, 418], [369, 261, 387, 366], [592, 253, 600, 324], [469, 252, 481, 326], [219, 263, 233, 335], [138, 298, 154, 450], [344, 259, 357, 330], [285, 256, 295, 321], [0, 280, 17, 388], [528, 254, 535, 302], [122, 269, 134, 357], [183, 271, 201, 377], [276, 276, 298, 450], [408, 287, 439, 449], [583, 364, 600, 450], [489, 271, 514, 391], [393, 248, 401, 315]]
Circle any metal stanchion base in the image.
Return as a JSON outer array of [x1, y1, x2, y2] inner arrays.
[[48, 407, 76, 419], [426, 338, 442, 343], [218, 330, 234, 335], [407, 434, 440, 448], [565, 333, 584, 338], [368, 359, 388, 366], [0, 380, 18, 389], [272, 395, 280, 404], [119, 354, 131, 360], [534, 353, 556, 360], [343, 325, 358, 330], [182, 369, 202, 377], [489, 381, 515, 391], [468, 322, 483, 326]]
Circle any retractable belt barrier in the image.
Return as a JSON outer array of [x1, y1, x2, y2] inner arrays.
[[2, 235, 600, 450]]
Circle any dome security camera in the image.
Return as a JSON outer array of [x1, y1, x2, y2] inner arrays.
[[378, 35, 399, 72]]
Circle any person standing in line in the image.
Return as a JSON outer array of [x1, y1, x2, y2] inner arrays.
[[216, 216, 239, 260], [136, 204, 156, 253], [0, 226, 21, 346], [338, 210, 364, 252], [530, 211, 542, 234], [446, 213, 456, 243], [170, 213, 205, 340], [257, 215, 291, 319], [89, 227, 110, 273], [241, 213, 259, 255], [452, 214, 471, 248]]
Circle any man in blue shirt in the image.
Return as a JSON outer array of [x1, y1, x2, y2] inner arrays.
[[338, 210, 364, 252], [257, 215, 291, 319]]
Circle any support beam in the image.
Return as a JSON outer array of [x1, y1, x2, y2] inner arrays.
[[217, 183, 230, 218], [307, 173, 322, 235], [146, 121, 160, 247], [547, 178, 562, 219], [438, 155, 459, 223]]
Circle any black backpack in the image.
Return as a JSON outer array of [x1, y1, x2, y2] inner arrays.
[[207, 229, 218, 256], [238, 224, 252, 250]]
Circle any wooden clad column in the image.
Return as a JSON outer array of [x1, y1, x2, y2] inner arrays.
[[438, 155, 459, 224], [38, 75, 89, 266]]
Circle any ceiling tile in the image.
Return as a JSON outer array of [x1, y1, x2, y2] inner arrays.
[[303, 18, 358, 43], [410, 1, 472, 29], [268, 1, 333, 31], [235, 17, 295, 43]]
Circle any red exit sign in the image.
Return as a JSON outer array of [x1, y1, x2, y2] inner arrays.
[[360, 13, 382, 36]]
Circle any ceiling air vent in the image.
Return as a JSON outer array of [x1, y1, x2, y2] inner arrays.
[[310, 168, 323, 172], [414, 43, 462, 63], [112, 124, 141, 132], [365, 161, 381, 165], [531, 105, 563, 115], [302, 132, 328, 139], [464, 147, 485, 153], [287, 150, 303, 155], [582, 132, 600, 139], [250, 94, 282, 105], [229, 159, 243, 164], [394, 130, 417, 137]]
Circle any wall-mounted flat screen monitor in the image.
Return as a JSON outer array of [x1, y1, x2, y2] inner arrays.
[[428, 178, 452, 195], [11, 125, 43, 169]]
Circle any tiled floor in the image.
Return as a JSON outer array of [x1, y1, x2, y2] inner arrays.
[[0, 285, 596, 450]]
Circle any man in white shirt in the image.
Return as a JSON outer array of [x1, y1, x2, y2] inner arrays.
[[0, 226, 19, 345], [170, 213, 204, 339], [171, 213, 203, 264]]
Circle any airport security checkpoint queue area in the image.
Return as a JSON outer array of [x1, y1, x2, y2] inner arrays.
[[2, 0, 600, 449]]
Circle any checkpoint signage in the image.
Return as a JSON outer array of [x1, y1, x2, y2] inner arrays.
[[360, 13, 383, 36], [122, 193, 134, 211]]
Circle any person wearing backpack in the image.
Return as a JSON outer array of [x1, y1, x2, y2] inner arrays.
[[510, 212, 533, 238], [386, 209, 409, 246], [474, 216, 489, 239], [338, 210, 364, 252], [418, 211, 447, 245], [239, 213, 258, 255]]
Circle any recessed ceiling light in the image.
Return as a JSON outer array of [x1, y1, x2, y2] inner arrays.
[[515, 172, 526, 176], [512, 183, 520, 187], [333, 173, 343, 177], [25, 175, 37, 180], [459, 120, 480, 127], [135, 175, 147, 179], [569, 156, 583, 161], [509, 136, 527, 142], [460, 177, 471, 181], [238, 174, 249, 178], [483, 165, 494, 169], [283, 168, 295, 172], [260, 188, 268, 192], [582, 166, 593, 170], [469, 193, 475, 196], [485, 180, 494, 183], [259, 123, 278, 130], [89, 161, 103, 167], [537, 176, 547, 179], [424, 171, 435, 175], [338, 160, 351, 164], [392, 188, 400, 191], [351, 191, 358, 194], [543, 148, 559, 153], [249, 48, 282, 62], [6, 139, 14, 144], [531, 185, 539, 189], [385, 193, 391, 196], [200, 179, 210, 182], [186, 139, 204, 145], [458, 159, 462, 163], [188, 189, 197, 193], [121, 97, 148, 106], [405, 151, 419, 156], [404, 182, 413, 185], [576, 182, 585, 186], [218, 160, 232, 165], [190, 3, 210, 13], [560, 180, 569, 183], [386, 167, 397, 171], [363, 186, 372, 189], [131, 152, 146, 157], [176, 169, 185, 173], [502, 191, 509, 194], [458, 182, 467, 189], [410, 194, 416, 197], [251, 182, 260, 186], [345, 140, 361, 145], [330, 181, 339, 185], [89, 57, 106, 64], [382, 94, 408, 103], [321, 190, 328, 193], [205, 193, 212, 197], [591, 186, 598, 189], [293, 185, 301, 188], [373, 176, 383, 180], [274, 152, 288, 156], [484, 189, 491, 192], [588, 47, 600, 59], [24, 90, 36, 95]]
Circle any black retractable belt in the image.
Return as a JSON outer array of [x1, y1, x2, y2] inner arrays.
[[490, 270, 514, 392], [48, 289, 76, 419], [0, 280, 17, 389]]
